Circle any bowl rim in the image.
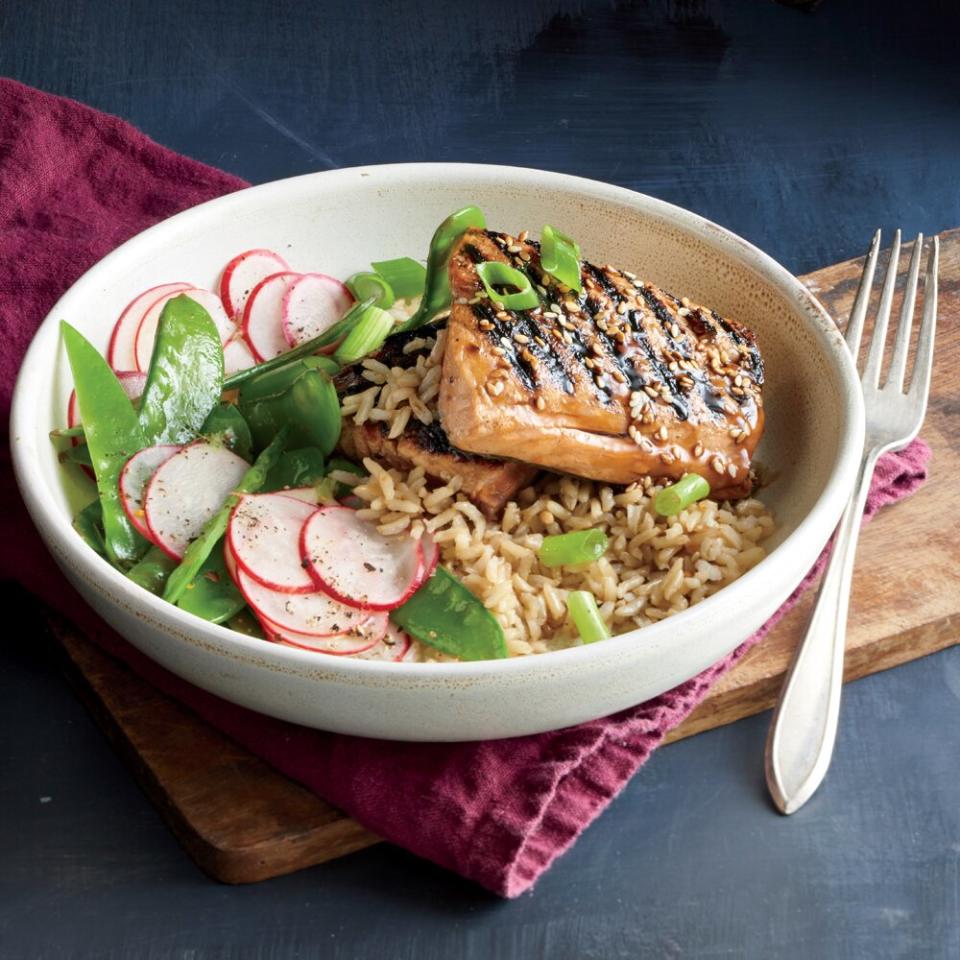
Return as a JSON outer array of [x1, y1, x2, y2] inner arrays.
[[11, 161, 866, 683]]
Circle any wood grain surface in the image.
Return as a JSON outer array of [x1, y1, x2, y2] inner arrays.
[[46, 230, 960, 884]]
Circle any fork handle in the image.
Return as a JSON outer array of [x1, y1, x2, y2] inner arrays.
[[764, 446, 882, 815]]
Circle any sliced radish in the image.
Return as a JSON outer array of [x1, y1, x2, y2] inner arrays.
[[67, 390, 79, 430], [222, 337, 257, 376], [414, 533, 440, 591], [143, 441, 250, 560], [281, 273, 350, 348], [300, 506, 423, 611], [235, 563, 388, 639], [135, 287, 234, 371], [117, 369, 147, 400], [228, 494, 317, 594], [108, 282, 191, 371], [119, 444, 181, 539], [356, 623, 416, 661], [269, 621, 381, 656], [241, 271, 301, 362], [219, 249, 290, 320]]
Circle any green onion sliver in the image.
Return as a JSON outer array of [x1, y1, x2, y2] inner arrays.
[[538, 529, 608, 568], [333, 306, 396, 365], [653, 473, 711, 517], [567, 591, 610, 645], [346, 271, 395, 309], [475, 261, 539, 311], [371, 257, 427, 300], [541, 224, 582, 293]]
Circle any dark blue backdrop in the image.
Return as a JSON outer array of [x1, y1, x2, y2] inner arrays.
[[2, 1, 958, 957]]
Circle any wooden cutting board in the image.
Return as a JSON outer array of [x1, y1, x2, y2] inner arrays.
[[46, 231, 960, 884]]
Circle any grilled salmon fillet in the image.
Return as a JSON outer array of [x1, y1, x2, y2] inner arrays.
[[438, 229, 764, 499], [335, 327, 537, 516]]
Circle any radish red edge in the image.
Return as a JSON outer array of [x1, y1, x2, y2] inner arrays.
[[219, 249, 290, 319], [118, 444, 181, 540], [226, 494, 317, 596], [299, 505, 424, 612], [240, 270, 301, 362], [107, 281, 191, 371]]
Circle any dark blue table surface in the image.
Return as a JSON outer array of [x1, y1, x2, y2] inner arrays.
[[2, 1, 958, 957]]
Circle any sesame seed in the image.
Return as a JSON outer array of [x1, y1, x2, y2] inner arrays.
[[550, 302, 563, 314], [644, 385, 659, 398], [496, 310, 510, 321], [612, 369, 627, 383], [670, 323, 681, 338], [616, 301, 628, 315], [487, 381, 504, 396], [513, 332, 530, 344], [492, 346, 505, 356], [539, 510, 553, 525], [534, 336, 547, 348], [660, 452, 676, 465], [519, 251, 531, 262], [623, 270, 637, 280], [518, 230, 528, 242], [456, 297, 468, 305], [535, 396, 546, 411], [727, 464, 738, 478], [500, 336, 511, 347], [584, 357, 595, 370], [678, 307, 690, 317], [711, 456, 725, 473], [563, 332, 573, 344], [657, 425, 669, 441], [507, 244, 522, 253], [693, 441, 704, 458], [520, 348, 536, 365], [565, 300, 581, 314], [478, 319, 494, 331], [537, 285, 548, 296], [668, 361, 679, 373]]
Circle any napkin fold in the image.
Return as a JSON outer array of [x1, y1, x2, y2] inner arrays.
[[0, 78, 931, 897]]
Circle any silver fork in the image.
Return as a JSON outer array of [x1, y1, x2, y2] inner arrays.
[[765, 230, 939, 815]]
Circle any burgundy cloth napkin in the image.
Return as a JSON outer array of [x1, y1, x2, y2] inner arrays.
[[0, 79, 931, 897]]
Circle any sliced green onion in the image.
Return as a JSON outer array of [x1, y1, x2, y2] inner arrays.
[[538, 529, 608, 567], [653, 473, 711, 517], [567, 591, 610, 645], [371, 257, 426, 300], [333, 306, 396, 365], [346, 271, 395, 309], [222, 297, 375, 391], [541, 224, 582, 293], [476, 261, 539, 311]]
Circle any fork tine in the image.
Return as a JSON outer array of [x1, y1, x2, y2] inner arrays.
[[908, 235, 938, 406], [845, 229, 881, 360], [886, 234, 924, 391], [862, 229, 901, 386]]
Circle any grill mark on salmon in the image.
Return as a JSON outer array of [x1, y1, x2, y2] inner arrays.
[[438, 228, 765, 498]]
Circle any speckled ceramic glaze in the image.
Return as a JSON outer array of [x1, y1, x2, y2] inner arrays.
[[11, 164, 865, 741]]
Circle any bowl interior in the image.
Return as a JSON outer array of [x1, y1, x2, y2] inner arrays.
[[19, 164, 859, 667]]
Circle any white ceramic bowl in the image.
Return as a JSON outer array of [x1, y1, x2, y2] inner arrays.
[[11, 163, 864, 741]]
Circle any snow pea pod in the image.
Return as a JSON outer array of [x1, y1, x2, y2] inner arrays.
[[397, 206, 486, 332], [138, 294, 224, 445], [202, 403, 253, 460], [61, 322, 147, 567], [239, 367, 340, 456], [164, 427, 288, 605], [176, 541, 245, 624], [390, 566, 508, 661], [127, 545, 177, 595]]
